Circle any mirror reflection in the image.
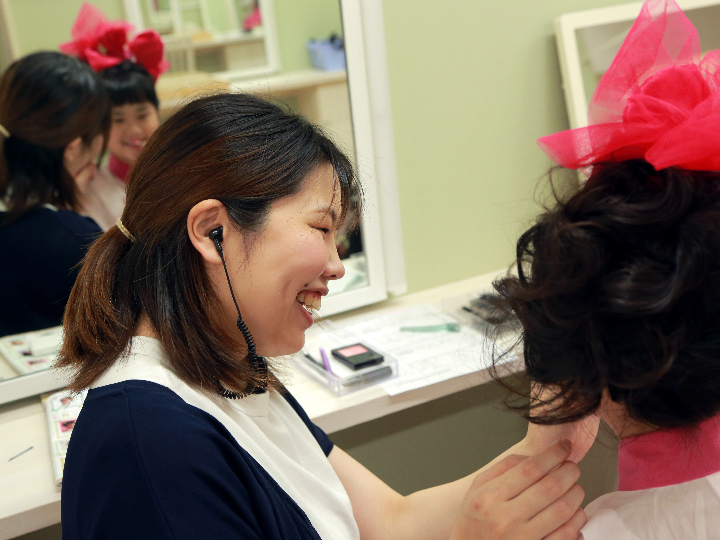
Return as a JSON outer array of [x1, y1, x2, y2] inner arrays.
[[0, 0, 372, 389], [131, 0, 276, 76]]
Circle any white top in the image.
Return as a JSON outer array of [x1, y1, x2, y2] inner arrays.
[[92, 336, 360, 540], [581, 470, 720, 539]]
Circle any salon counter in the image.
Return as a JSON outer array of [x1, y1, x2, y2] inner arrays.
[[0, 270, 512, 540]]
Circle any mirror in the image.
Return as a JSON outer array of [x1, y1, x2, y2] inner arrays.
[[0, 0, 405, 404], [555, 0, 720, 129]]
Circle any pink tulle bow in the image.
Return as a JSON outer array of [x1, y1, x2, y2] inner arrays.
[[59, 2, 169, 82], [538, 0, 720, 172]]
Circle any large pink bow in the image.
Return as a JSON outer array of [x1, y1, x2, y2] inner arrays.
[[538, 0, 720, 172], [60, 2, 169, 81]]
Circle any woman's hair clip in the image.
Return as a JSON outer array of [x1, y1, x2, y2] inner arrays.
[[116, 218, 136, 243], [0, 123, 9, 138], [538, 0, 720, 173], [60, 2, 169, 81]]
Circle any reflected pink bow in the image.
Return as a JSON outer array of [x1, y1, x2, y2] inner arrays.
[[60, 2, 169, 81], [539, 0, 720, 172]]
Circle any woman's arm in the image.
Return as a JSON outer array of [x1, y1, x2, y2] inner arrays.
[[329, 439, 586, 540]]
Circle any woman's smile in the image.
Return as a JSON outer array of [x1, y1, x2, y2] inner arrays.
[[296, 290, 322, 311], [296, 297, 315, 326], [123, 138, 146, 150]]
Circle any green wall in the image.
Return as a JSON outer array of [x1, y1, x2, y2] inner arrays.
[[9, 0, 124, 53], [381, 0, 626, 292]]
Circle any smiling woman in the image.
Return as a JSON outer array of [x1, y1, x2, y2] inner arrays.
[[59, 92, 358, 395], [54, 92, 588, 540]]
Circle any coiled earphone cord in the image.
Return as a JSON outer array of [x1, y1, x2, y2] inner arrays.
[[210, 227, 268, 397]]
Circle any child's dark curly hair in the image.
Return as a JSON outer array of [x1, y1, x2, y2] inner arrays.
[[494, 159, 720, 429]]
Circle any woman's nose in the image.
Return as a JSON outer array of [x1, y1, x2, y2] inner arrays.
[[324, 241, 345, 281]]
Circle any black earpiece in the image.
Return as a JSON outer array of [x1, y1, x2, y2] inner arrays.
[[208, 225, 268, 397], [209, 226, 223, 254]]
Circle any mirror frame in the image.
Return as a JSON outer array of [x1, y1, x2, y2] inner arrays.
[[0, 0, 405, 405], [0, 369, 70, 405], [555, 0, 720, 129]]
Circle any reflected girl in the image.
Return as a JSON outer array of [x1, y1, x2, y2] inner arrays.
[[61, 2, 168, 230]]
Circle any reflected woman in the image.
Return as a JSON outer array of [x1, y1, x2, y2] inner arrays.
[[0, 52, 109, 337]]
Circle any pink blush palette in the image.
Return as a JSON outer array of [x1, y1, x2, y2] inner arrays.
[[331, 343, 384, 370]]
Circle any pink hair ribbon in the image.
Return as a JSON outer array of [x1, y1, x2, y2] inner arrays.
[[539, 0, 720, 172], [60, 2, 169, 81]]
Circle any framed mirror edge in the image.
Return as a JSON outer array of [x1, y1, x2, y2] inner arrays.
[[0, 369, 71, 407], [257, 0, 281, 77], [316, 0, 407, 316], [316, 0, 398, 317], [358, 0, 407, 298], [556, 0, 720, 130]]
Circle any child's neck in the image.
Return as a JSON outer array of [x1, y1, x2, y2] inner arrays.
[[109, 154, 131, 182]]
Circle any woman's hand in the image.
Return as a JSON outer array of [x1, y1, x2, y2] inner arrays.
[[449, 440, 586, 540], [521, 416, 599, 464], [72, 161, 98, 193]]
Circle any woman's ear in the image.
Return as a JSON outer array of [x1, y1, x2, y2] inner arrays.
[[187, 199, 229, 265]]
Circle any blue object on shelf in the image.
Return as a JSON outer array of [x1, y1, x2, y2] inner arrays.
[[307, 35, 346, 71]]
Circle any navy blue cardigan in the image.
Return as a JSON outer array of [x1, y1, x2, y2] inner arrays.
[[61, 380, 334, 540], [0, 207, 101, 336]]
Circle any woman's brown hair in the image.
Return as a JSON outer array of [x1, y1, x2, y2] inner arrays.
[[493, 160, 720, 429], [0, 52, 110, 222], [58, 93, 359, 394]]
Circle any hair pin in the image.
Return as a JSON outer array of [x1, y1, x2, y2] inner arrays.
[[116, 218, 136, 242]]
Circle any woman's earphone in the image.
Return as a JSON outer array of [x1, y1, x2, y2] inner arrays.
[[209, 226, 268, 396]]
